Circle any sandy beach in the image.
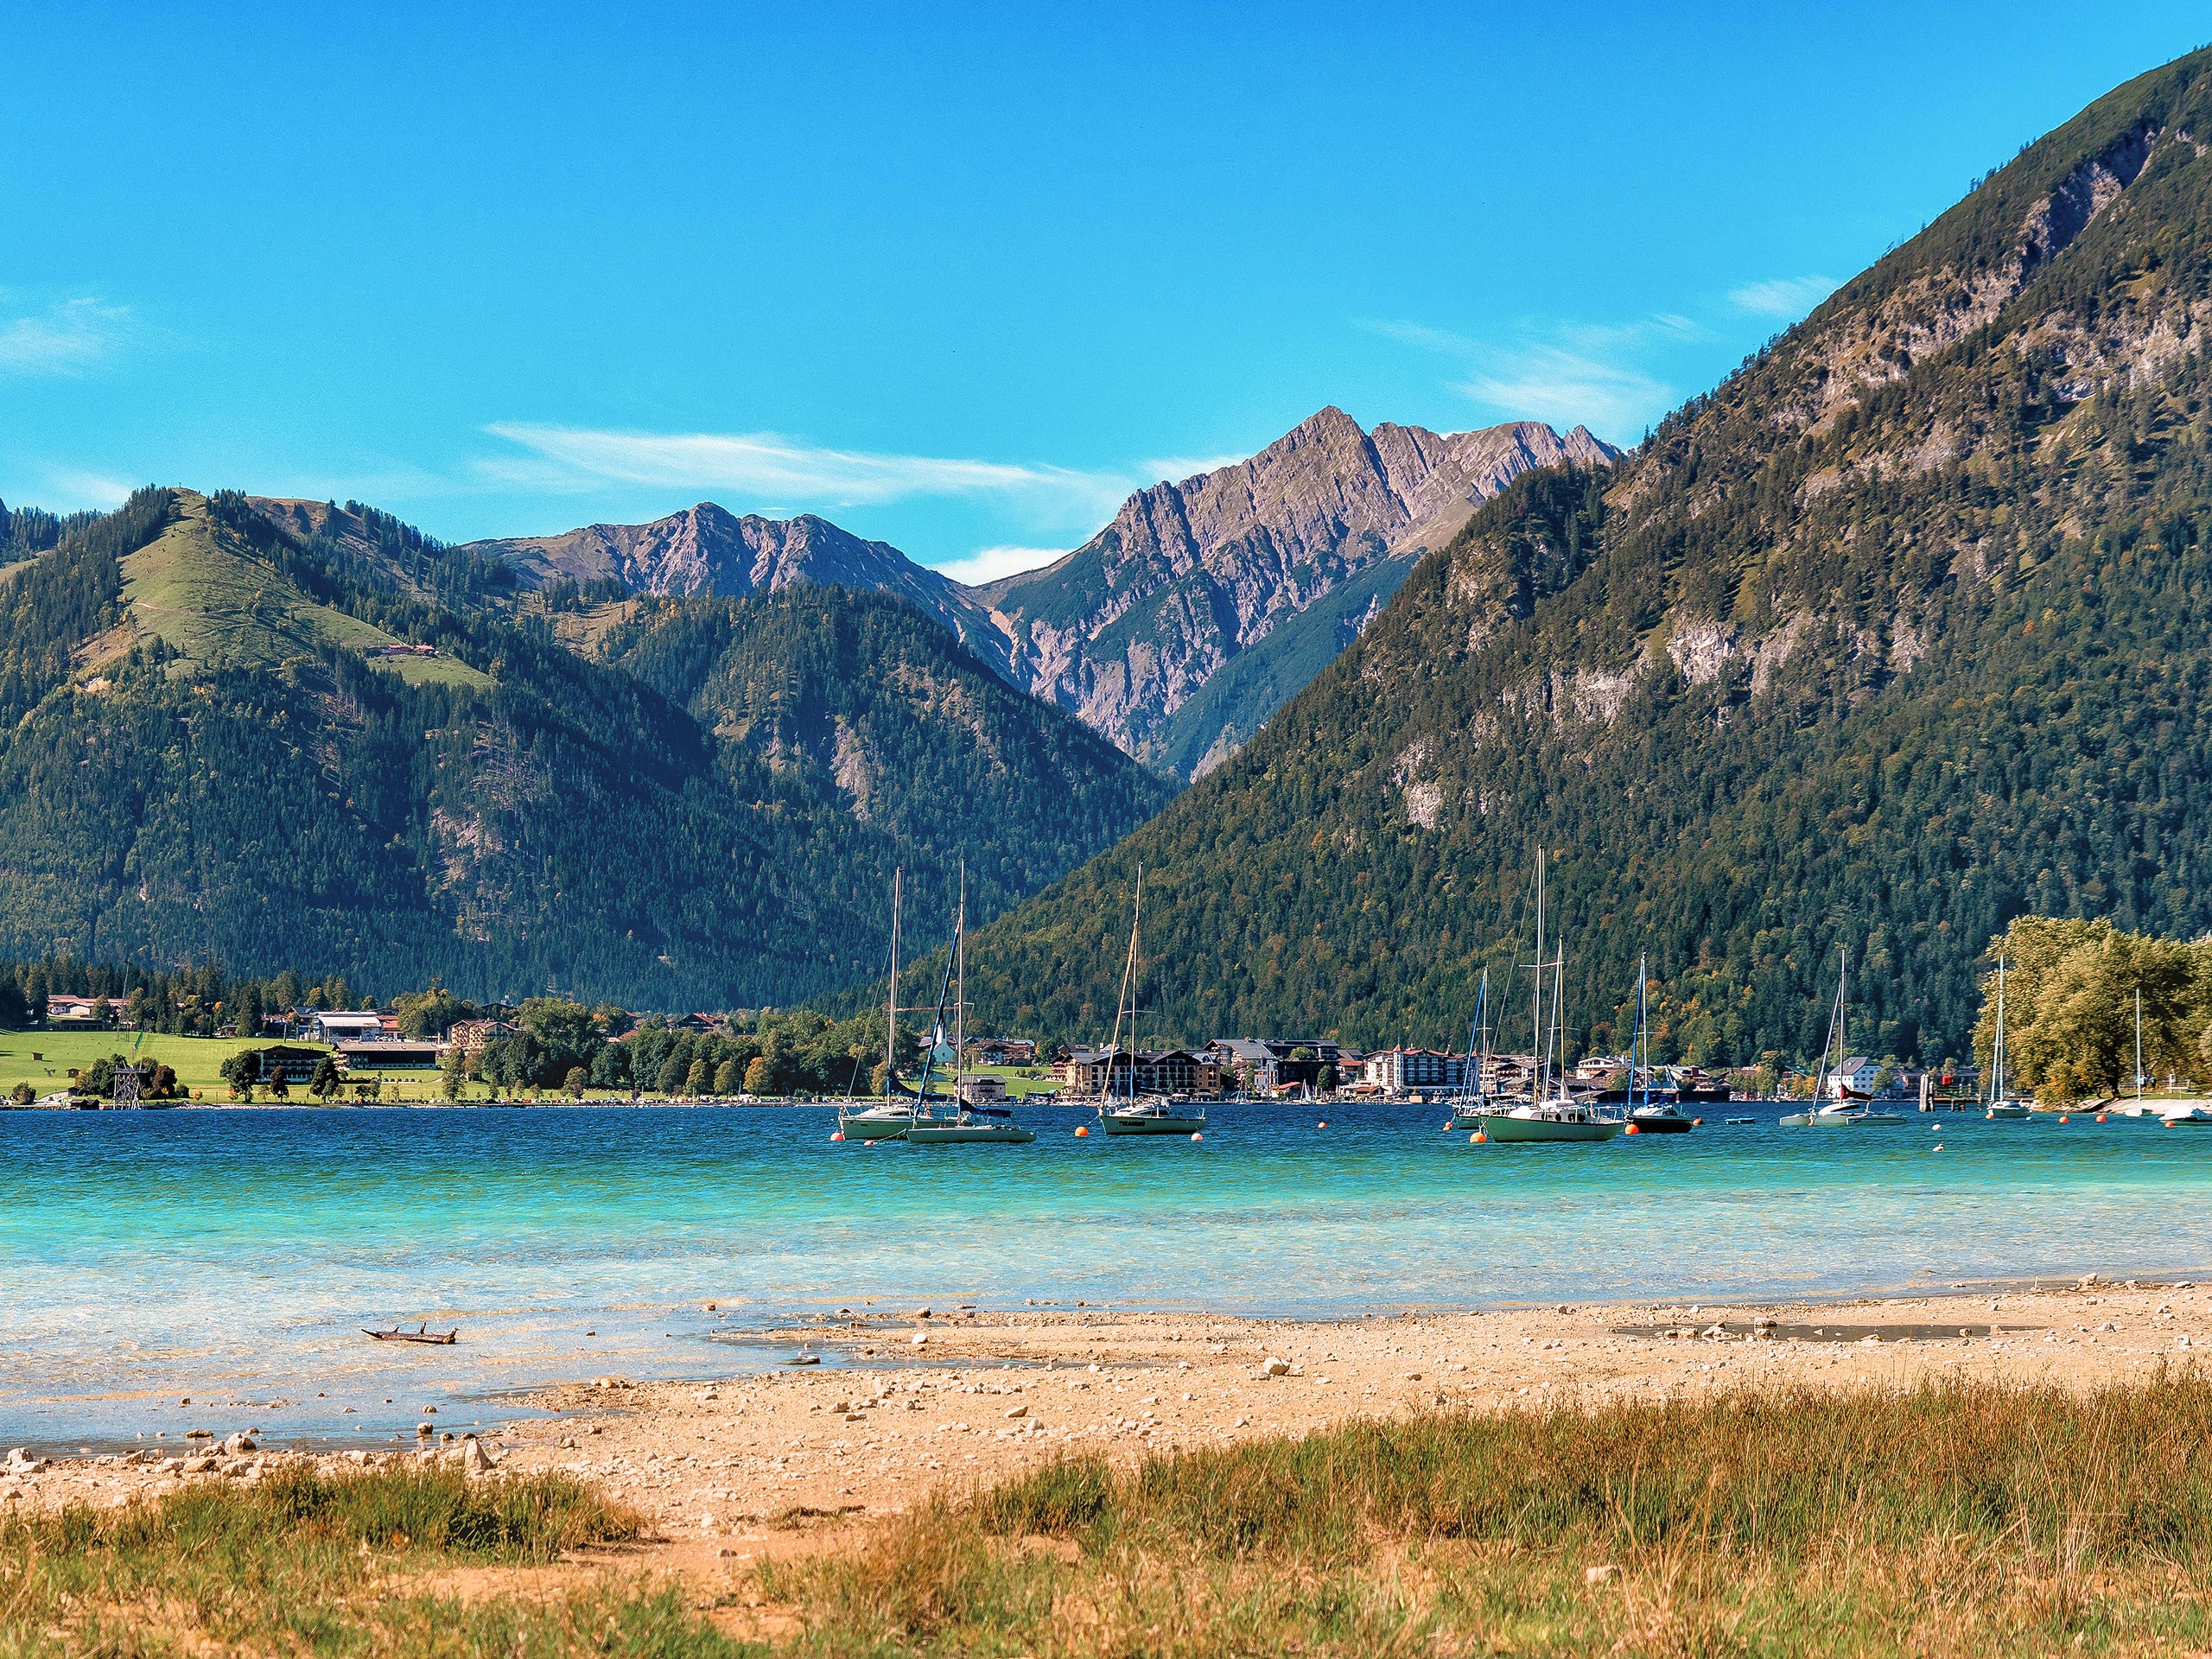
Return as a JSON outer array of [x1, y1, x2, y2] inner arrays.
[[12, 1274, 2204, 1537]]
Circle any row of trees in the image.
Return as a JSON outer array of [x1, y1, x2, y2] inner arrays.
[[459, 1002, 918, 1098], [1971, 917, 2212, 1105], [0, 957, 365, 1036]]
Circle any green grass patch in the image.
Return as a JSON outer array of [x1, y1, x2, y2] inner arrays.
[[120, 492, 490, 688], [0, 1027, 296, 1102], [763, 1371, 2212, 1656], [0, 1464, 722, 1658]]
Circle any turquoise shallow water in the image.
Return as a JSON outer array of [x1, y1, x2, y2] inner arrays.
[[3, 1100, 2208, 1453]]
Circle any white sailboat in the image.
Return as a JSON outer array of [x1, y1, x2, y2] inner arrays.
[[1779, 946, 1910, 1127], [1097, 866, 1207, 1135], [1984, 955, 2031, 1118], [907, 862, 1036, 1145], [838, 868, 918, 1141], [1465, 853, 1624, 1143]]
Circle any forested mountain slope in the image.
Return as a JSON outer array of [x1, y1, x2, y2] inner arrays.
[[952, 47, 2212, 1065], [0, 490, 1166, 1005]]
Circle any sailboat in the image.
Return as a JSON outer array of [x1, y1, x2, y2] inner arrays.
[[907, 862, 1036, 1145], [1624, 956, 1694, 1133], [1465, 854, 1624, 1142], [1983, 956, 2031, 1118], [838, 868, 919, 1141], [1097, 867, 1207, 1135], [1779, 947, 1910, 1127], [1444, 969, 1496, 1130]]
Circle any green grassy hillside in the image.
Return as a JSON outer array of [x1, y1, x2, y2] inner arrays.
[[953, 46, 2212, 1065], [0, 490, 1172, 1007]]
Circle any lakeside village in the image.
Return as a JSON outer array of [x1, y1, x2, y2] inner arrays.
[[3, 986, 1964, 1111]]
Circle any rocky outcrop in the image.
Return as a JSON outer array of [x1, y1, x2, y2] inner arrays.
[[456, 412, 1616, 777], [460, 504, 1012, 673], [982, 409, 1617, 771]]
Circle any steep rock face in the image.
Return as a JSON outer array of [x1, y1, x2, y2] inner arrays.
[[460, 505, 1011, 673], [982, 410, 1616, 771]]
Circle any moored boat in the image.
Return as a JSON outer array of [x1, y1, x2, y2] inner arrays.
[[1092, 867, 1206, 1140], [1466, 854, 1624, 1144], [1780, 946, 1910, 1127]]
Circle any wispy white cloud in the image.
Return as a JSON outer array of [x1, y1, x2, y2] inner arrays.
[[931, 544, 1067, 585], [1727, 276, 1839, 319], [1363, 315, 1683, 437], [1140, 453, 1248, 486], [0, 298, 136, 376], [23, 467, 135, 511], [482, 422, 1133, 524]]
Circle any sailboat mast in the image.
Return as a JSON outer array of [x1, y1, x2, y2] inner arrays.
[[2136, 986, 2144, 1109], [1532, 853, 1546, 1100], [1992, 957, 2006, 1103], [1636, 954, 1648, 1110], [885, 866, 902, 1104], [1128, 865, 1143, 1106], [956, 859, 966, 1062]]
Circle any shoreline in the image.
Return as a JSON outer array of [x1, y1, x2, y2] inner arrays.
[[10, 1279, 2206, 1524]]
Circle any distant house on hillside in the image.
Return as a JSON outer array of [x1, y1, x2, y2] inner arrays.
[[965, 1037, 1036, 1067], [1359, 1047, 1472, 1096], [1054, 1046, 1224, 1097], [1203, 1039, 1341, 1090], [335, 1040, 441, 1071], [308, 1011, 387, 1045], [445, 1019, 518, 1053], [45, 995, 101, 1024]]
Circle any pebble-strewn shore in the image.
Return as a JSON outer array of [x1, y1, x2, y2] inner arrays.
[[10, 1277, 2204, 1534]]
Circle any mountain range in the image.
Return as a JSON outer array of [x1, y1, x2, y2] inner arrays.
[[0, 488, 1168, 1006], [454, 412, 1615, 779], [944, 45, 2212, 1067]]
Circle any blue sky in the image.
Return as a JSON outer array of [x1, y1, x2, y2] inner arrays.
[[4, 3, 2207, 581]]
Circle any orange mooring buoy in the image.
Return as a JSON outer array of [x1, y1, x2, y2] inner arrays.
[[1191, 1132, 1204, 1141], [1075, 1125, 1089, 1136], [830, 1132, 844, 1142], [2097, 1113, 2108, 1122], [1624, 1123, 1641, 1135], [2061, 1115, 2070, 1123], [1471, 1130, 1487, 1143]]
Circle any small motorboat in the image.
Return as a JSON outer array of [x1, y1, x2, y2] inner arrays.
[[1629, 1101, 1697, 1133], [2161, 1106, 2212, 1128], [364, 1323, 458, 1344]]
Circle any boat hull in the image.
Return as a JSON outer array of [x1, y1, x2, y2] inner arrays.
[[906, 1123, 1036, 1144], [1470, 1113, 1624, 1142], [1628, 1110, 1695, 1134], [1985, 1103, 2031, 1120], [840, 1112, 912, 1141], [1101, 1113, 1208, 1135], [1780, 1109, 1912, 1127]]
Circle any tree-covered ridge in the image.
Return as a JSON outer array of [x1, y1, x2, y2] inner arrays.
[[597, 590, 1174, 922], [0, 490, 1171, 1007], [944, 46, 2212, 1065]]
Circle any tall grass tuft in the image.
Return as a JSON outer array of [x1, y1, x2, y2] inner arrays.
[[769, 1370, 2212, 1656]]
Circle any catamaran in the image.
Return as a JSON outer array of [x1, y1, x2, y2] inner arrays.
[[1465, 853, 1624, 1142], [1983, 955, 2031, 1118], [907, 862, 1036, 1145], [1096, 866, 1207, 1135], [1780, 946, 1910, 1127], [838, 868, 919, 1141]]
